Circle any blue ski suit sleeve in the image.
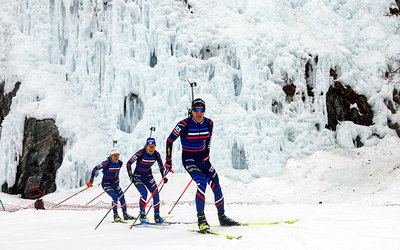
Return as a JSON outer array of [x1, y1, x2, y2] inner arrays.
[[90, 160, 109, 180], [166, 119, 188, 159], [155, 151, 164, 177], [126, 150, 142, 177]]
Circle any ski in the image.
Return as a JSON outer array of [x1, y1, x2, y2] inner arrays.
[[131, 221, 171, 227], [188, 228, 242, 240], [212, 219, 299, 227], [165, 221, 197, 225], [105, 220, 132, 224]]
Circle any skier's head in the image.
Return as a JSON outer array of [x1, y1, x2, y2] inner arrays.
[[192, 98, 205, 110], [191, 98, 205, 122], [145, 138, 156, 154], [109, 147, 120, 162]]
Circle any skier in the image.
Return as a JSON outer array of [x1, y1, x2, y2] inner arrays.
[[126, 138, 167, 224], [165, 98, 240, 231], [87, 148, 135, 222]]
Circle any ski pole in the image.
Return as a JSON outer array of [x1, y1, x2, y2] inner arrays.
[[168, 178, 193, 215], [0, 200, 5, 211], [84, 191, 106, 206], [27, 180, 46, 196], [129, 174, 168, 229], [50, 186, 91, 209], [94, 182, 133, 230], [144, 182, 165, 218]]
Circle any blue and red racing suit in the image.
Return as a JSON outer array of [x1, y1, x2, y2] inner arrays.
[[126, 149, 164, 216], [90, 159, 127, 213], [166, 117, 224, 213]]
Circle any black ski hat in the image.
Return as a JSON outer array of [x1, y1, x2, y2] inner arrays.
[[192, 98, 205, 109]]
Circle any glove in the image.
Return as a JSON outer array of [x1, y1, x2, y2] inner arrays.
[[164, 158, 173, 174], [86, 181, 93, 188], [129, 175, 135, 183], [163, 177, 168, 184]]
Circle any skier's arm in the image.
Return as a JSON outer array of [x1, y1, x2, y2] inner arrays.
[[87, 160, 108, 187], [126, 150, 142, 178], [204, 119, 213, 159], [166, 120, 187, 165], [155, 152, 164, 176]]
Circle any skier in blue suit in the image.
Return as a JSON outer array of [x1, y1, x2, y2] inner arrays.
[[165, 98, 239, 231], [126, 138, 167, 224], [87, 148, 135, 222]]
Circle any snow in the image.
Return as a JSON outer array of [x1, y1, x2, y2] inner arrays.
[[1, 136, 400, 249], [1, 0, 400, 248]]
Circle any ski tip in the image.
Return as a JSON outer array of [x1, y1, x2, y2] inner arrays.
[[284, 219, 300, 224]]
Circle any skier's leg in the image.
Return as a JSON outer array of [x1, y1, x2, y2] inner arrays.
[[201, 159, 224, 213], [144, 176, 163, 223], [183, 159, 209, 230], [102, 182, 119, 213], [200, 159, 240, 226], [133, 177, 148, 214], [183, 159, 208, 213]]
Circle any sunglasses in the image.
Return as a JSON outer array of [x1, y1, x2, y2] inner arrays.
[[193, 107, 205, 113], [112, 154, 119, 157], [147, 145, 156, 149]]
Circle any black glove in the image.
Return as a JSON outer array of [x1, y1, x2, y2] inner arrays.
[[163, 177, 168, 184], [129, 175, 135, 183]]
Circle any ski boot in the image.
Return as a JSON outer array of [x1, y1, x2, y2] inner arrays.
[[113, 211, 121, 222], [139, 211, 148, 224], [197, 211, 210, 232], [218, 210, 240, 226], [123, 211, 135, 220], [154, 214, 165, 224]]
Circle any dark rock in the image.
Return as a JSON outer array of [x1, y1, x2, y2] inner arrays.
[[330, 68, 338, 80], [388, 119, 400, 137], [305, 55, 317, 97], [385, 89, 400, 114], [326, 81, 373, 131], [10, 118, 66, 199], [354, 135, 363, 148], [389, 8, 399, 15], [283, 84, 296, 103], [0, 81, 21, 127]]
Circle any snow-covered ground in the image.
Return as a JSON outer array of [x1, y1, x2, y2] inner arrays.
[[1, 136, 400, 250]]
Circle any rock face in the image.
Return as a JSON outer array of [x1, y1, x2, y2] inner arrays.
[[10, 118, 66, 199], [0, 81, 21, 127], [326, 81, 373, 131]]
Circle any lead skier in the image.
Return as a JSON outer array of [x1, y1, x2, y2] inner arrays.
[[165, 98, 240, 231]]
